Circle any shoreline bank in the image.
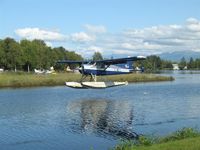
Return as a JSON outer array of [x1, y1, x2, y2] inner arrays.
[[113, 128, 200, 150], [0, 72, 174, 88]]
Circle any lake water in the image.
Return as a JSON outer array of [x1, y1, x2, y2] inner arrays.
[[0, 71, 200, 150]]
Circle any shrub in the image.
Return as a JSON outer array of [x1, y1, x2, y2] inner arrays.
[[159, 127, 200, 143]]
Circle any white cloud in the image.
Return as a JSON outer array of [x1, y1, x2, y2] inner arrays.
[[69, 25, 106, 45], [120, 18, 200, 54], [121, 42, 162, 50], [112, 49, 136, 55], [15, 28, 67, 41], [69, 18, 200, 57], [45, 41, 53, 47], [74, 46, 103, 57], [186, 18, 200, 32], [87, 46, 103, 52], [186, 18, 199, 24], [84, 24, 106, 33], [15, 18, 200, 57], [71, 32, 95, 42]]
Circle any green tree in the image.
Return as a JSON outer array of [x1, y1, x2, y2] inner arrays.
[[1, 38, 23, 71], [0, 40, 6, 68], [179, 57, 187, 70], [162, 60, 173, 69], [32, 40, 46, 69], [67, 51, 83, 60], [143, 55, 162, 71], [195, 59, 200, 69], [0, 37, 84, 72], [20, 39, 36, 72], [188, 57, 195, 69], [52, 47, 83, 70], [92, 52, 103, 61]]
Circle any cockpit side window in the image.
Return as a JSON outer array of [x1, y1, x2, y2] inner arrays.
[[96, 63, 105, 68]]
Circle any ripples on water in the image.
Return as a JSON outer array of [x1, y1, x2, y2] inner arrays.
[[65, 99, 139, 139], [0, 71, 200, 150]]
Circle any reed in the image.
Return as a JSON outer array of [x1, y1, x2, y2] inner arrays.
[[104, 74, 174, 82], [0, 72, 174, 88]]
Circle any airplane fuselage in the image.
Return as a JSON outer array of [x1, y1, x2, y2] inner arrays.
[[79, 64, 133, 76]]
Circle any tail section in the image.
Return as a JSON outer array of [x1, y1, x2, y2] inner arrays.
[[126, 60, 134, 70], [115, 60, 133, 70]]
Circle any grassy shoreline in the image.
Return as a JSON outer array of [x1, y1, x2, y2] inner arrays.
[[115, 137, 200, 150], [113, 128, 200, 150], [0, 72, 174, 88]]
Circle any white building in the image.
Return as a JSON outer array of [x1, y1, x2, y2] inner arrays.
[[172, 64, 179, 70]]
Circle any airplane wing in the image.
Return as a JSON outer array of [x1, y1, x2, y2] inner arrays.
[[95, 56, 146, 65], [57, 60, 88, 65], [57, 56, 146, 65]]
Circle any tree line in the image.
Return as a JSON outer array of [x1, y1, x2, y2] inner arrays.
[[0, 38, 83, 72], [1, 37, 200, 72], [179, 57, 200, 70], [136, 55, 200, 71]]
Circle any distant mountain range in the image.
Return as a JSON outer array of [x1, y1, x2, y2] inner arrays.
[[159, 51, 200, 62], [103, 50, 200, 62]]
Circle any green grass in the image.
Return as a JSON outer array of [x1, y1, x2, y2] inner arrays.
[[113, 128, 200, 150], [0, 72, 79, 87], [105, 74, 174, 82], [0, 72, 174, 88], [127, 137, 200, 150]]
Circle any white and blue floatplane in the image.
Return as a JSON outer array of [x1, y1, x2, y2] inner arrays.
[[57, 56, 146, 89]]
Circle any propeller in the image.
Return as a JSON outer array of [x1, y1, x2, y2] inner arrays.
[[80, 62, 84, 74]]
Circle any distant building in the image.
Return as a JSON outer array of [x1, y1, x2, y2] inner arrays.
[[172, 64, 179, 70], [66, 66, 73, 72], [135, 67, 141, 71], [0, 68, 4, 72], [184, 66, 188, 70]]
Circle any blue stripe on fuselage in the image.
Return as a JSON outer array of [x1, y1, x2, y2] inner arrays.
[[79, 69, 132, 76]]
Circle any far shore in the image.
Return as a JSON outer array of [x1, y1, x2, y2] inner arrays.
[[0, 72, 174, 88]]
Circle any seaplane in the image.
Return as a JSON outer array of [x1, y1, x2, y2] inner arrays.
[[57, 56, 146, 89], [34, 66, 56, 74]]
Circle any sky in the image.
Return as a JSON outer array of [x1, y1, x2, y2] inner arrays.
[[1, 0, 200, 58]]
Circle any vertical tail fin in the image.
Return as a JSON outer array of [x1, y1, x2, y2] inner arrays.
[[115, 61, 133, 70], [126, 60, 134, 70]]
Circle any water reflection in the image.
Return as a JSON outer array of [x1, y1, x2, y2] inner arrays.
[[65, 99, 139, 139]]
